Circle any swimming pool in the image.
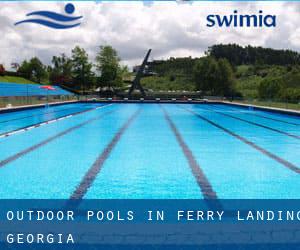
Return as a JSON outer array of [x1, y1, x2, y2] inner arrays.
[[0, 103, 298, 199]]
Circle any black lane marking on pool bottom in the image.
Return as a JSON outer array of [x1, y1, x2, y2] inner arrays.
[[180, 107, 300, 174], [160, 105, 218, 200], [214, 105, 300, 126], [70, 109, 141, 200], [251, 113, 300, 126], [0, 104, 108, 138], [0, 109, 116, 168], [203, 106, 300, 140]]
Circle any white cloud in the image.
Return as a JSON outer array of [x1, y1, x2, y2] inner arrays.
[[0, 1, 300, 70]]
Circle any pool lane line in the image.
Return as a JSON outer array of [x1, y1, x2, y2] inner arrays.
[[0, 104, 106, 138], [0, 104, 112, 139], [0, 104, 92, 124], [179, 106, 300, 174], [213, 105, 300, 126], [70, 108, 141, 200], [0, 108, 116, 168], [202, 106, 300, 140], [160, 105, 218, 200], [251, 113, 300, 126]]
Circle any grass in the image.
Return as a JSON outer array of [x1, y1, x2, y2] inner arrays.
[[141, 75, 195, 91], [0, 76, 37, 84]]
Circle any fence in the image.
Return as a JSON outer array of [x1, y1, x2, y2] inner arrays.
[[231, 97, 300, 111], [0, 85, 299, 112], [0, 82, 77, 108]]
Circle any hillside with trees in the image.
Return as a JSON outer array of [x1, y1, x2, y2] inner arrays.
[[1, 44, 300, 104], [1, 45, 128, 94], [144, 44, 300, 103], [208, 44, 300, 66], [235, 64, 300, 102]]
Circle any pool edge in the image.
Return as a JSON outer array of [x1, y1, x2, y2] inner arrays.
[[1, 99, 299, 117], [0, 100, 79, 114], [222, 101, 300, 117]]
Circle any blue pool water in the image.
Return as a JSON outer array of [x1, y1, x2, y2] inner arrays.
[[0, 103, 298, 199], [0, 103, 103, 136]]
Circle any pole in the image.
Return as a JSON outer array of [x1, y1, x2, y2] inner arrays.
[[82, 63, 85, 100], [27, 84, 29, 104], [46, 89, 49, 107]]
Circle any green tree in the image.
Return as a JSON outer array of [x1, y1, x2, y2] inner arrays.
[[193, 57, 218, 94], [194, 57, 235, 96], [71, 46, 94, 91], [18, 58, 47, 83], [29, 57, 47, 83], [18, 60, 32, 79], [258, 78, 283, 99], [50, 54, 73, 85], [208, 44, 300, 66], [95, 45, 122, 88], [215, 58, 235, 96]]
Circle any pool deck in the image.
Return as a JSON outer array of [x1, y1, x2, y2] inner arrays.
[[0, 99, 299, 117], [82, 99, 300, 116], [223, 101, 300, 117]]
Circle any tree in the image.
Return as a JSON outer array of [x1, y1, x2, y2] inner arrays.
[[95, 45, 122, 88], [258, 78, 283, 99], [215, 58, 235, 96], [29, 57, 47, 83], [193, 57, 218, 93], [49, 54, 73, 85], [193, 57, 235, 96], [0, 64, 5, 76], [18, 60, 32, 79], [71, 46, 94, 91], [18, 58, 47, 83], [208, 44, 300, 66]]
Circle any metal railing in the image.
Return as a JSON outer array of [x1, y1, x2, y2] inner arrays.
[[230, 97, 300, 111], [1, 93, 299, 112], [0, 95, 78, 109]]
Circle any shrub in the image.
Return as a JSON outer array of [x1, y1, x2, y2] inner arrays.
[[258, 78, 283, 99], [279, 88, 300, 103], [169, 75, 176, 82]]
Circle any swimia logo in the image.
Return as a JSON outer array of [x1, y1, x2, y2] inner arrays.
[[15, 3, 82, 29], [206, 10, 276, 28]]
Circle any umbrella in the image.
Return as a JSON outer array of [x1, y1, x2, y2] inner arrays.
[[40, 85, 56, 106], [40, 85, 55, 91]]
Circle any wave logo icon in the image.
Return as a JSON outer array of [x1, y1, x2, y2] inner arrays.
[[15, 3, 82, 29]]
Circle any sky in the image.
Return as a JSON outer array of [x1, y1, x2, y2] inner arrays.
[[0, 1, 300, 70]]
